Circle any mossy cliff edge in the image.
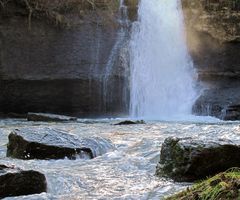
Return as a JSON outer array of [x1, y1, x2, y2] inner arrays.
[[166, 169, 240, 200]]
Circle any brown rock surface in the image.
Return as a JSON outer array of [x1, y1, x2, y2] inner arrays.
[[182, 0, 240, 120]]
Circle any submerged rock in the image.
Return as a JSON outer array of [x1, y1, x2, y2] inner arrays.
[[156, 137, 240, 182], [7, 128, 114, 160], [114, 120, 145, 125], [0, 165, 47, 198], [27, 112, 77, 122]]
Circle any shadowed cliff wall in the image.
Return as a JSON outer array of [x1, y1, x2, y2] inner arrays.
[[0, 0, 130, 117]]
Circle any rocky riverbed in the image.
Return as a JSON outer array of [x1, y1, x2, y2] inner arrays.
[[1, 117, 240, 199]]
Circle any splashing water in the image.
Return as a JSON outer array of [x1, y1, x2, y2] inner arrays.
[[130, 0, 197, 120], [103, 0, 130, 112]]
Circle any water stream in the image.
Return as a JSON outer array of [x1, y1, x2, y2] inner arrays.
[[1, 119, 240, 199], [130, 0, 197, 120], [103, 0, 130, 113]]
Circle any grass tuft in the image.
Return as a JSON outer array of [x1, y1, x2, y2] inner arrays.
[[165, 168, 240, 200]]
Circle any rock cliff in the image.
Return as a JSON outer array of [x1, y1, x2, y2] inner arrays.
[[1, 0, 240, 119], [182, 0, 240, 119], [0, 0, 130, 117]]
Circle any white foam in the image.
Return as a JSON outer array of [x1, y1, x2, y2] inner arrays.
[[130, 0, 197, 120]]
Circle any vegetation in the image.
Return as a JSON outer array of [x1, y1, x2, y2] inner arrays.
[[165, 168, 240, 200], [182, 0, 240, 11], [0, 0, 120, 27]]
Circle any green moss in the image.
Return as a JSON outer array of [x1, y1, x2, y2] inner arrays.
[[165, 168, 240, 200]]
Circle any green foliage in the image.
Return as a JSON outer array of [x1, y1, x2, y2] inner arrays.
[[165, 168, 240, 200]]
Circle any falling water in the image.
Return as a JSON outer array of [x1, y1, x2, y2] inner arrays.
[[103, 0, 130, 113], [130, 0, 197, 120]]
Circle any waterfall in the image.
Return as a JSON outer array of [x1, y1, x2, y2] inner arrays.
[[102, 0, 130, 113], [130, 0, 197, 120]]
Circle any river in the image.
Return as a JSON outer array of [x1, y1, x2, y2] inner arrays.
[[1, 118, 240, 199]]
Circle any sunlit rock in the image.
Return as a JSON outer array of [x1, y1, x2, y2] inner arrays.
[[182, 0, 240, 120], [7, 128, 115, 160], [156, 137, 240, 182], [0, 165, 47, 198]]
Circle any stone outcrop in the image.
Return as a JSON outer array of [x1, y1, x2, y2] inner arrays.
[[0, 165, 47, 198], [156, 137, 240, 182], [182, 0, 240, 120], [7, 127, 115, 159], [27, 112, 77, 122], [0, 0, 130, 117]]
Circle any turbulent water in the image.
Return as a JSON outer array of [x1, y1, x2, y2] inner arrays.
[[130, 0, 197, 119], [1, 118, 240, 200]]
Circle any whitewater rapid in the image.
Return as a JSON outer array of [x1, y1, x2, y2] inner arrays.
[[1, 119, 239, 199]]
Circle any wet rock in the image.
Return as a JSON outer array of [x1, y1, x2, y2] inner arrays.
[[114, 120, 145, 125], [192, 87, 240, 120], [222, 105, 240, 121], [27, 112, 77, 122], [156, 137, 240, 182], [7, 128, 115, 160], [0, 165, 47, 198]]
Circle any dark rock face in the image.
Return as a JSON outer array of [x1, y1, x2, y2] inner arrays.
[[193, 87, 240, 120], [223, 105, 240, 120], [182, 1, 240, 120], [156, 137, 240, 182], [114, 120, 145, 125], [0, 165, 47, 198], [0, 1, 130, 117], [7, 128, 115, 160], [27, 112, 77, 122]]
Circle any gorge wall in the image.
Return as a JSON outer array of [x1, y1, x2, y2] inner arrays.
[[182, 0, 240, 120], [0, 0, 130, 117], [0, 0, 240, 119]]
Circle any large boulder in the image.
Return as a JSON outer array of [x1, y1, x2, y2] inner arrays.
[[7, 128, 115, 160], [156, 137, 240, 182], [27, 112, 77, 122], [0, 165, 47, 198]]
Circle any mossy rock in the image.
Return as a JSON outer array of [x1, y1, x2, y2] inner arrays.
[[165, 169, 240, 200], [156, 137, 240, 182]]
